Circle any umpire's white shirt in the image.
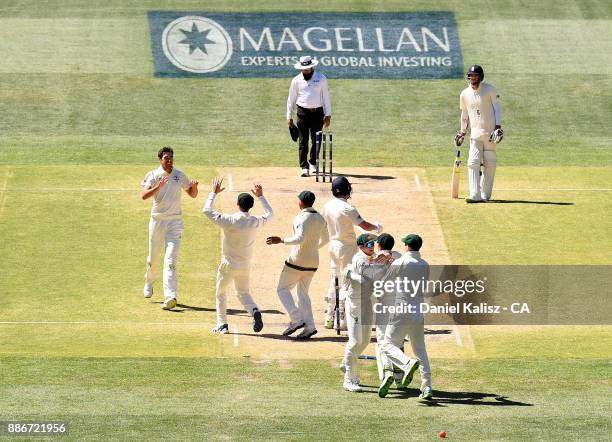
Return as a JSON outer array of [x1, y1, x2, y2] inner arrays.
[[286, 71, 332, 119], [203, 193, 273, 268], [321, 197, 364, 245], [141, 166, 190, 220], [284, 208, 329, 269], [460, 82, 501, 139]]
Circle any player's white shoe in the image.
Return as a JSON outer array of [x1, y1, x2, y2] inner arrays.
[[296, 327, 317, 339], [309, 164, 317, 174], [343, 379, 362, 393], [162, 298, 177, 310], [401, 359, 420, 388], [143, 283, 153, 298], [419, 386, 433, 400], [378, 370, 394, 398], [282, 321, 305, 336], [300, 168, 309, 177]]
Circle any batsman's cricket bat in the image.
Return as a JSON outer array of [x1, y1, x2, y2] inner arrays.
[[334, 276, 340, 335], [451, 149, 461, 198]]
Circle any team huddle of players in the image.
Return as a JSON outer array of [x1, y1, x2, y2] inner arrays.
[[141, 160, 432, 399]]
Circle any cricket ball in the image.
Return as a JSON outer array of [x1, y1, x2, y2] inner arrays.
[[439, 431, 447, 438]]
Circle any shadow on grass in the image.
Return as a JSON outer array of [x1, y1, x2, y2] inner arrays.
[[488, 199, 573, 205], [230, 332, 347, 343], [157, 303, 284, 315], [340, 173, 396, 180], [358, 387, 533, 407]]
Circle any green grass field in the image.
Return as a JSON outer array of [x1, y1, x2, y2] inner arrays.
[[1, 0, 611, 440]]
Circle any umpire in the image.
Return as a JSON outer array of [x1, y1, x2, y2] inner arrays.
[[286, 55, 332, 177]]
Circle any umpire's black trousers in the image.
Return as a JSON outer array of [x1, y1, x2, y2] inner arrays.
[[296, 105, 324, 169]]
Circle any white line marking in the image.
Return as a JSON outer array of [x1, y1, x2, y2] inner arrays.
[[0, 321, 209, 325], [452, 325, 463, 347], [413, 174, 422, 191], [227, 174, 233, 192], [0, 169, 11, 218], [233, 324, 239, 347]]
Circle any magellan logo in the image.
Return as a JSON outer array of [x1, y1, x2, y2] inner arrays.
[[149, 12, 463, 79], [161, 16, 233, 73]]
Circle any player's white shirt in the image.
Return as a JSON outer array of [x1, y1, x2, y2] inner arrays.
[[286, 70, 332, 119], [389, 251, 429, 304], [460, 82, 501, 139], [346, 249, 371, 301], [203, 192, 273, 268], [284, 208, 329, 269], [321, 197, 364, 245], [141, 166, 190, 220]]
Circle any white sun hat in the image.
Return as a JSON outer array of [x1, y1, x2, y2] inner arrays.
[[294, 55, 319, 70]]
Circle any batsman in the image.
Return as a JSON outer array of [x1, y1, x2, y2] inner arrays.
[[455, 64, 503, 203]]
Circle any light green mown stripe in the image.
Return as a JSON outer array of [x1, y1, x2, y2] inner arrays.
[[0, 17, 609, 74], [460, 20, 612, 75], [0, 18, 150, 73], [0, 0, 610, 19]]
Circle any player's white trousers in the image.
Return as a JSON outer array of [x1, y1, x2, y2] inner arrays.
[[380, 319, 432, 391], [326, 240, 357, 319], [342, 297, 371, 381], [276, 265, 316, 329], [374, 293, 393, 380], [145, 218, 183, 300], [215, 259, 258, 326], [468, 137, 497, 201]]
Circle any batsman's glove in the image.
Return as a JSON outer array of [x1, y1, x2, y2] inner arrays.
[[489, 127, 504, 144], [454, 131, 466, 147]]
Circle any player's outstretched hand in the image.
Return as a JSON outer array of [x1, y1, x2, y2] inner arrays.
[[212, 177, 225, 194], [252, 184, 263, 197], [190, 179, 199, 188], [266, 236, 283, 245]]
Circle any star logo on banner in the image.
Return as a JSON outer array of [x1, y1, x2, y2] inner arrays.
[[178, 22, 216, 55], [162, 16, 233, 74]]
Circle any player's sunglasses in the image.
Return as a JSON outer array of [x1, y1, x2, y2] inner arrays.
[[365, 240, 375, 248]]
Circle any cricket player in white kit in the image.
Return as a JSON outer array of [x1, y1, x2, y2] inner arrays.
[[378, 234, 432, 400], [455, 64, 503, 203], [203, 177, 273, 334], [321, 176, 382, 330], [141, 146, 199, 310], [266, 191, 329, 339], [339, 233, 377, 392]]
